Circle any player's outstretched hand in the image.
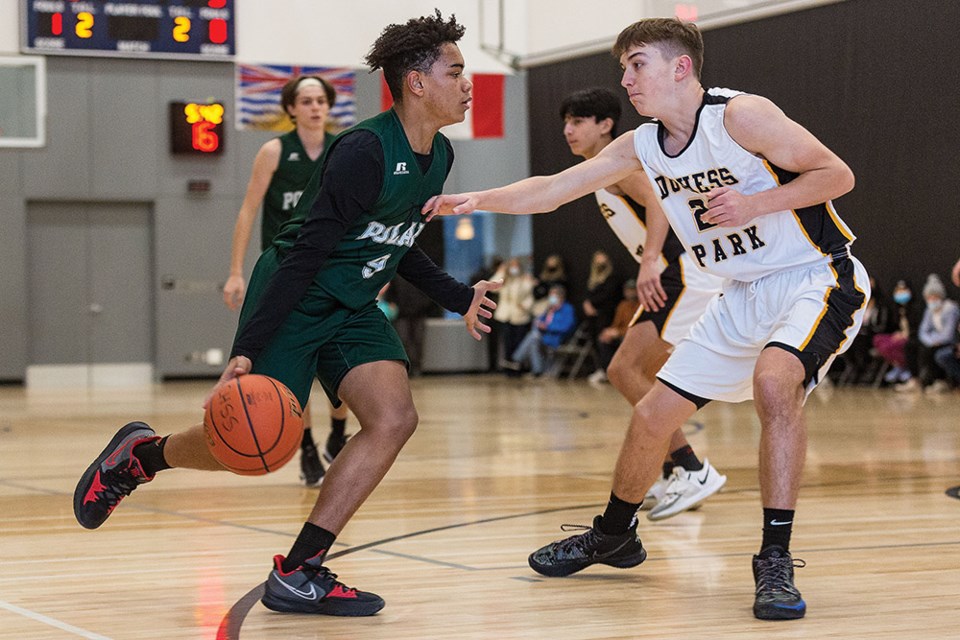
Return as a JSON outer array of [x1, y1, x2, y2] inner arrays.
[[463, 279, 502, 341], [203, 355, 252, 409], [422, 193, 480, 221], [223, 275, 246, 311]]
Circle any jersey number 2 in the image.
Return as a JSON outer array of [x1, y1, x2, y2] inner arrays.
[[689, 198, 718, 232]]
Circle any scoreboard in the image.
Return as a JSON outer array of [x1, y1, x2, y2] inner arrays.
[[22, 0, 235, 60]]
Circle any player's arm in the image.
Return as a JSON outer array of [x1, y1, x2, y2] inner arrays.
[[423, 132, 642, 218], [616, 171, 669, 311], [397, 247, 501, 341], [224, 139, 281, 310], [702, 95, 855, 227], [952, 256, 960, 287]]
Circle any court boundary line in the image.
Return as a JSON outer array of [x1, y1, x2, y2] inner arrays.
[[0, 598, 113, 640]]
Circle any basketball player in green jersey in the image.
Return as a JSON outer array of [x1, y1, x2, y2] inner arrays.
[[74, 11, 499, 616], [222, 75, 349, 486]]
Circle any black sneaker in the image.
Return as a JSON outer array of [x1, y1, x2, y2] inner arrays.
[[261, 553, 385, 616], [752, 546, 807, 620], [73, 422, 158, 529], [323, 431, 348, 465], [528, 515, 647, 577], [299, 441, 325, 486]]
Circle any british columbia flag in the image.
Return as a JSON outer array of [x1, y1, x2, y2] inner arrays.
[[236, 63, 356, 132]]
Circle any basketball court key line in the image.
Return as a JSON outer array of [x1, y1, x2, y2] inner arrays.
[[217, 503, 605, 639]]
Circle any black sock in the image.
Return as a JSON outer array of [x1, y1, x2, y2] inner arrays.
[[133, 436, 171, 476], [599, 492, 641, 535], [670, 445, 703, 471], [761, 508, 795, 553], [661, 460, 674, 478], [330, 417, 346, 436], [282, 523, 337, 573], [301, 427, 314, 448]]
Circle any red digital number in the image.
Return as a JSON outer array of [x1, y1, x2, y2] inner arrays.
[[192, 121, 220, 153], [208, 18, 227, 44]]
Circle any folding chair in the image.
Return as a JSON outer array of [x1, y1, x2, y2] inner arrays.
[[548, 321, 599, 380]]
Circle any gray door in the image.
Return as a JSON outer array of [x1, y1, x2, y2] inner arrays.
[[27, 202, 153, 366]]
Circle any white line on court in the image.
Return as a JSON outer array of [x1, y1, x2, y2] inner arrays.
[[0, 599, 113, 640]]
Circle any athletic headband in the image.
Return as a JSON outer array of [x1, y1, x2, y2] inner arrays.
[[296, 77, 324, 91]]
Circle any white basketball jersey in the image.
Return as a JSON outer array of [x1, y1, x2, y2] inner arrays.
[[593, 188, 660, 266], [632, 88, 856, 282]]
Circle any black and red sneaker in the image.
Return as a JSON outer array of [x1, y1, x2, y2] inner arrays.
[[261, 553, 385, 616], [73, 422, 158, 529]]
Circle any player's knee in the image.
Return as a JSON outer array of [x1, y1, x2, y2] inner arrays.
[[385, 405, 418, 443], [608, 347, 647, 391], [753, 369, 802, 410], [607, 353, 632, 390], [631, 399, 673, 439]]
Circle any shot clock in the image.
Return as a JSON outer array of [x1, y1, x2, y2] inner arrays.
[[169, 101, 225, 155], [22, 0, 235, 60]]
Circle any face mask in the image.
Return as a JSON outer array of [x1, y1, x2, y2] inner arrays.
[[508, 267, 520, 276], [928, 299, 943, 311], [548, 295, 560, 306], [893, 292, 911, 305]]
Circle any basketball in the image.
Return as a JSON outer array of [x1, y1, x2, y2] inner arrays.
[[203, 374, 304, 475]]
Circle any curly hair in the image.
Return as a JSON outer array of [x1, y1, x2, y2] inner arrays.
[[365, 10, 466, 105]]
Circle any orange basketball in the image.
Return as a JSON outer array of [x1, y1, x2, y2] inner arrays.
[[203, 374, 304, 476]]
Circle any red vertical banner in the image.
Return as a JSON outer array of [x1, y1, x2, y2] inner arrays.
[[470, 73, 504, 138], [381, 74, 394, 111]]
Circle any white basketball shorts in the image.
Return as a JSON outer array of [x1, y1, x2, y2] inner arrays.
[[656, 255, 869, 404]]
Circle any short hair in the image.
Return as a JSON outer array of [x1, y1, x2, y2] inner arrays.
[[559, 87, 622, 136], [612, 18, 704, 80], [280, 76, 337, 117], [365, 10, 466, 105]]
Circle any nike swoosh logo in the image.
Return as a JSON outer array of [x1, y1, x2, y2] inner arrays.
[[769, 519, 793, 526], [697, 468, 710, 485], [275, 579, 319, 601], [104, 441, 134, 467]]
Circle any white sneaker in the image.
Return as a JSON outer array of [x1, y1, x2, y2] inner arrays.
[[587, 369, 607, 384], [640, 474, 671, 510], [647, 459, 727, 521]]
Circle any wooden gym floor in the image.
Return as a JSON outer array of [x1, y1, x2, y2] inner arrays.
[[0, 375, 957, 639]]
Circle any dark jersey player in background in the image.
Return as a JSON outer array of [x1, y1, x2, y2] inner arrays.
[[222, 73, 349, 487], [74, 11, 499, 618]]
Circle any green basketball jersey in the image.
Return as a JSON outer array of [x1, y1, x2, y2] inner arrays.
[[275, 109, 450, 311], [260, 130, 324, 249]]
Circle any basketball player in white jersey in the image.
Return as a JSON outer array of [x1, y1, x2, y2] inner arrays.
[[425, 18, 869, 621], [560, 87, 725, 520]]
